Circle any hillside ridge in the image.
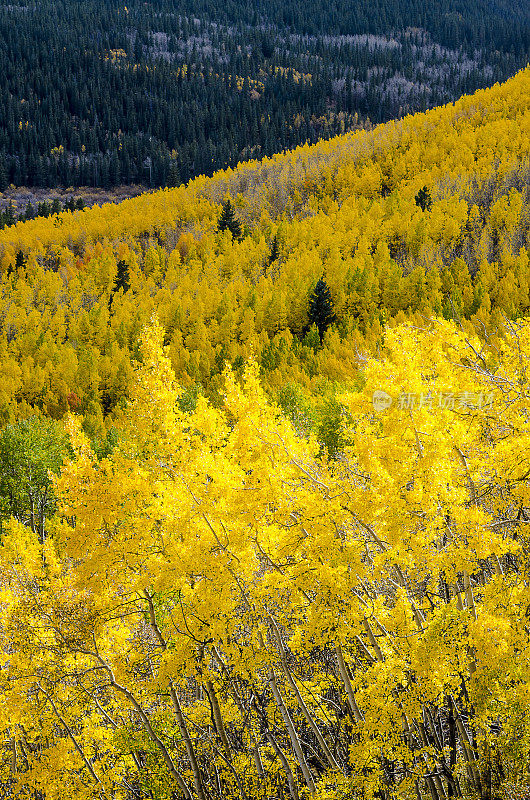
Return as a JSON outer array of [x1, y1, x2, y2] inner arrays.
[[0, 67, 529, 434]]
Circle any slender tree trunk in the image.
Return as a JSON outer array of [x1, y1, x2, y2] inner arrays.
[[335, 645, 363, 723], [169, 682, 207, 800], [211, 646, 265, 779], [268, 669, 316, 795], [269, 617, 342, 772], [266, 730, 300, 800]]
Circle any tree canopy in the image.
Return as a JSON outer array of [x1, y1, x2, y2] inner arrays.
[[0, 318, 529, 798], [0, 0, 528, 189], [308, 277, 336, 341], [0, 416, 69, 542]]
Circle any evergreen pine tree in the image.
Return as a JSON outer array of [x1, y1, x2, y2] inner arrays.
[[24, 201, 35, 221], [4, 202, 16, 227], [415, 186, 433, 211], [217, 199, 242, 240], [268, 234, 280, 266], [113, 260, 130, 294], [109, 259, 130, 311], [15, 250, 25, 271], [167, 159, 181, 187], [308, 277, 336, 342]]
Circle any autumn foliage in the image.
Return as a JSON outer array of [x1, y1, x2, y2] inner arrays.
[[1, 69, 530, 799], [0, 318, 529, 799], [0, 68, 529, 430]]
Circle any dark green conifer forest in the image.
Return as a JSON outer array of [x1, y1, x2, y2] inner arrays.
[[0, 0, 529, 189]]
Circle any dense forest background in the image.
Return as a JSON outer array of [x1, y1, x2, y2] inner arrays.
[[0, 0, 529, 189], [1, 67, 529, 454], [1, 69, 530, 796]]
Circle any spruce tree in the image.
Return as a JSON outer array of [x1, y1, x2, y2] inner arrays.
[[268, 234, 280, 266], [167, 159, 181, 188], [415, 186, 433, 211], [113, 260, 130, 295], [4, 202, 16, 227], [217, 199, 242, 240], [308, 277, 336, 342], [15, 250, 25, 271]]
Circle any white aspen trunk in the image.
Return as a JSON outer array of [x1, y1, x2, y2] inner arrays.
[[96, 655, 193, 800], [269, 670, 316, 795], [206, 679, 232, 759], [211, 646, 265, 779], [269, 617, 342, 772], [169, 682, 207, 800], [266, 731, 300, 800], [492, 554, 504, 576], [463, 571, 477, 621], [450, 696, 481, 792], [363, 617, 385, 662], [335, 645, 364, 723]]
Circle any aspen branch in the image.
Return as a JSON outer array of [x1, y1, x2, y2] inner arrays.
[[334, 645, 364, 723], [269, 616, 343, 773], [38, 684, 105, 790], [169, 682, 207, 800], [88, 652, 193, 800]]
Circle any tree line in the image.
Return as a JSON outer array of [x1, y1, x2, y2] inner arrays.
[[0, 197, 85, 230], [0, 0, 528, 189]]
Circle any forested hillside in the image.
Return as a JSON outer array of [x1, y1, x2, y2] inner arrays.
[[0, 0, 529, 188], [1, 68, 529, 443], [1, 70, 530, 800]]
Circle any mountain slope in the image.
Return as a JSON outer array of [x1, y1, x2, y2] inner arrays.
[[0, 68, 529, 432], [0, 0, 528, 188], [1, 67, 530, 800]]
